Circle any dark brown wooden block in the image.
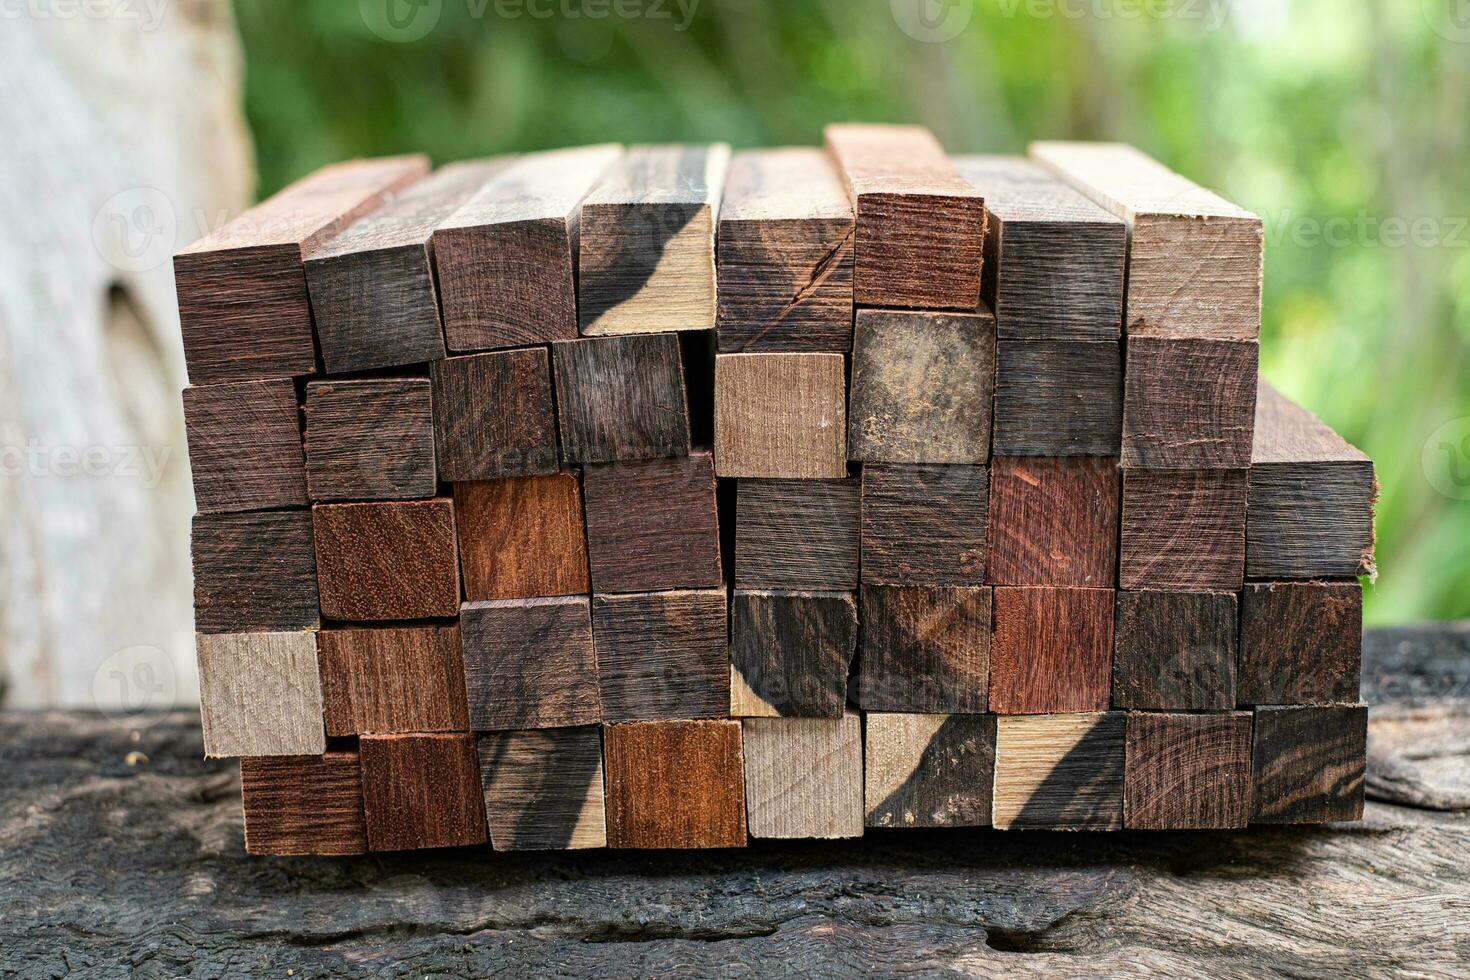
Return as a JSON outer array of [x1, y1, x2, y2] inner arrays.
[[713, 352, 847, 478], [240, 752, 368, 856], [430, 348, 558, 481], [359, 733, 487, 851], [729, 589, 856, 718], [993, 340, 1121, 456], [824, 124, 985, 310], [453, 473, 589, 601], [552, 334, 691, 464], [860, 464, 988, 586], [461, 596, 600, 731], [175, 154, 429, 384], [1239, 581, 1362, 706], [303, 377, 435, 501], [1122, 338, 1258, 469], [434, 144, 623, 351], [992, 712, 1125, 830], [312, 499, 459, 622], [1113, 590, 1237, 711], [1251, 705, 1367, 824], [1248, 381, 1377, 579], [583, 453, 721, 593], [986, 456, 1118, 587], [864, 713, 995, 828], [1119, 469, 1247, 591], [990, 586, 1114, 715], [1124, 711, 1253, 829], [848, 309, 995, 464], [856, 585, 990, 714], [478, 726, 607, 851], [716, 148, 855, 353], [191, 509, 320, 633], [182, 379, 307, 514], [603, 720, 747, 848], [317, 624, 469, 736], [592, 589, 728, 724], [742, 714, 863, 838], [734, 478, 859, 591]]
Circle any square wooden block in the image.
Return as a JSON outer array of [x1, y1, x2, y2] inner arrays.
[[1112, 590, 1237, 711], [593, 589, 728, 723], [987, 456, 1119, 587], [990, 586, 1114, 715], [714, 352, 846, 478], [241, 752, 368, 856], [182, 378, 306, 514], [553, 333, 691, 464], [1238, 581, 1362, 706], [864, 713, 995, 828], [1124, 711, 1253, 829], [304, 377, 436, 501], [856, 585, 990, 714], [603, 719, 747, 848], [360, 733, 487, 851], [430, 348, 558, 480], [312, 499, 460, 621], [583, 453, 721, 593], [317, 624, 469, 736], [191, 510, 320, 633], [1122, 338, 1258, 469], [1119, 469, 1247, 591], [729, 589, 857, 718], [742, 714, 863, 839], [461, 596, 600, 731], [197, 631, 325, 758], [992, 712, 1125, 830], [453, 473, 589, 601], [993, 340, 1122, 456], [478, 726, 607, 851], [860, 464, 988, 586], [1251, 705, 1367, 824], [734, 478, 859, 590]]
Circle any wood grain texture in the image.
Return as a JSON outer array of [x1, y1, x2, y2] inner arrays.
[[175, 154, 430, 384], [864, 713, 995, 828], [317, 624, 469, 735], [582, 452, 721, 593], [823, 124, 985, 310], [1030, 141, 1263, 341], [734, 478, 859, 590], [603, 719, 747, 849], [713, 352, 847, 478], [304, 159, 509, 373], [860, 464, 988, 586], [461, 596, 600, 731], [856, 585, 990, 714], [478, 726, 607, 851], [430, 348, 558, 481], [954, 154, 1126, 341], [453, 473, 589, 601], [1124, 711, 1253, 830], [992, 712, 1125, 831], [986, 456, 1118, 587], [993, 340, 1122, 456], [1251, 705, 1367, 824], [303, 377, 436, 501], [552, 333, 691, 464], [592, 589, 728, 723], [191, 509, 320, 633], [182, 378, 307, 514], [990, 586, 1114, 715], [1248, 381, 1377, 579], [360, 733, 487, 851], [1122, 338, 1258, 469], [434, 145, 622, 351], [847, 309, 995, 464], [196, 630, 325, 758], [716, 148, 855, 353], [578, 144, 730, 335], [1119, 469, 1247, 591], [1112, 590, 1237, 711], [312, 499, 460, 621], [240, 752, 368, 856], [729, 589, 856, 718], [1238, 581, 1362, 706], [742, 714, 863, 839]]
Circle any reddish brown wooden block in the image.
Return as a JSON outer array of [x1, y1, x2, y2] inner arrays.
[[317, 625, 469, 736], [312, 499, 459, 622], [461, 596, 600, 731], [240, 752, 368, 856], [1113, 590, 1237, 711], [360, 733, 487, 851], [1124, 711, 1253, 829], [1122, 338, 1258, 469], [987, 457, 1118, 587], [182, 379, 306, 514], [860, 464, 988, 586], [304, 377, 436, 501], [430, 348, 558, 481], [191, 510, 320, 633], [453, 473, 589, 601], [1119, 469, 1247, 591], [603, 720, 747, 849], [1252, 705, 1367, 824], [990, 586, 1114, 714], [593, 589, 728, 724], [1238, 581, 1362, 706], [856, 585, 991, 714], [583, 453, 721, 594]]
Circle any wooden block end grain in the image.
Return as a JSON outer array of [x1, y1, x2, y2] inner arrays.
[[304, 377, 436, 501], [864, 713, 995, 828], [553, 333, 691, 464], [430, 348, 558, 481], [986, 456, 1119, 587], [241, 752, 368, 856], [993, 712, 1125, 831], [318, 624, 469, 736], [312, 499, 460, 622], [714, 352, 847, 478], [993, 340, 1122, 456], [743, 714, 863, 839], [603, 719, 747, 849], [182, 378, 307, 514], [593, 588, 728, 723], [1251, 705, 1367, 824], [461, 596, 600, 731], [856, 585, 990, 714], [478, 726, 607, 851], [729, 589, 857, 718], [734, 478, 859, 590], [360, 733, 487, 850], [453, 472, 589, 601], [1122, 338, 1259, 469], [1113, 590, 1237, 710], [583, 453, 721, 593], [197, 630, 325, 758], [1238, 581, 1362, 706], [1119, 469, 1247, 591], [860, 464, 988, 586], [990, 586, 1114, 715], [191, 509, 320, 633], [1124, 711, 1253, 829]]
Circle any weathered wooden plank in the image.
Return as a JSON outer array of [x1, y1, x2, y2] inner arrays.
[[430, 348, 558, 481], [992, 340, 1121, 456], [303, 377, 436, 501], [864, 713, 995, 828], [860, 464, 988, 586], [729, 589, 856, 718], [742, 714, 863, 839], [552, 333, 691, 464], [603, 719, 747, 849], [1238, 581, 1362, 706], [990, 586, 1114, 715], [1112, 590, 1237, 710], [359, 733, 487, 851], [453, 473, 589, 601], [713, 352, 847, 478], [317, 624, 469, 735], [460, 596, 600, 731], [197, 630, 324, 758], [311, 499, 460, 621], [1124, 711, 1253, 829], [986, 456, 1118, 587], [992, 712, 1125, 830], [855, 585, 990, 714], [582, 452, 721, 593], [182, 378, 307, 514], [477, 726, 607, 851], [592, 589, 728, 723], [240, 752, 368, 856], [733, 478, 859, 590], [1251, 705, 1367, 824], [1122, 337, 1258, 469], [1119, 469, 1247, 591], [191, 509, 320, 633]]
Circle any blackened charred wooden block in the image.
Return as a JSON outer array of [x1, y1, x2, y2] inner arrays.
[[716, 148, 855, 353], [312, 499, 459, 621], [552, 333, 691, 464], [992, 711, 1125, 831], [864, 713, 996, 828], [453, 472, 589, 601], [1122, 338, 1258, 469], [1119, 469, 1247, 591], [743, 713, 863, 839], [986, 456, 1118, 587], [434, 145, 623, 351], [1251, 705, 1367, 824], [713, 352, 847, 478], [860, 464, 988, 586], [856, 585, 990, 714], [993, 340, 1121, 456], [304, 377, 436, 501], [603, 719, 747, 849], [430, 348, 558, 480], [175, 154, 429, 384], [1112, 590, 1237, 710], [729, 589, 856, 718], [990, 586, 1114, 715], [592, 589, 728, 724], [824, 124, 985, 310], [1124, 711, 1253, 830], [582, 452, 721, 593], [1239, 581, 1362, 706], [359, 733, 487, 851], [191, 509, 320, 633], [182, 378, 307, 514], [847, 309, 995, 465], [734, 478, 859, 591], [460, 596, 600, 731], [478, 726, 607, 851], [240, 751, 368, 856], [317, 624, 469, 736], [196, 630, 324, 758], [578, 144, 730, 335]]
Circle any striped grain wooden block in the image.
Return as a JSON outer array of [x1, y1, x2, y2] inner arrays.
[[191, 510, 320, 633], [1124, 711, 1253, 829], [1122, 337, 1258, 469], [582, 452, 721, 594], [1112, 590, 1238, 711], [603, 720, 747, 849], [182, 378, 307, 514], [860, 464, 988, 586], [592, 588, 728, 723], [460, 596, 600, 731], [303, 377, 436, 501], [992, 712, 1125, 830], [1238, 581, 1362, 706], [989, 586, 1114, 715], [197, 630, 324, 758], [478, 726, 607, 851], [986, 456, 1118, 587], [855, 585, 990, 714], [742, 714, 863, 839], [1119, 469, 1248, 591], [729, 589, 857, 718], [992, 340, 1122, 456], [552, 333, 691, 464], [453, 473, 589, 601], [240, 752, 368, 856], [714, 352, 847, 478], [317, 624, 469, 736], [360, 733, 487, 850], [1251, 705, 1367, 824], [733, 478, 859, 591], [312, 499, 460, 621], [864, 713, 995, 828], [430, 348, 559, 481]]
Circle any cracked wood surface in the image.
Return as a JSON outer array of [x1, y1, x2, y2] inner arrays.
[[1, 625, 1468, 977]]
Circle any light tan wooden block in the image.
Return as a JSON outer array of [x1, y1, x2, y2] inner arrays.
[[714, 352, 847, 478], [197, 630, 325, 758], [863, 712, 994, 828], [742, 714, 863, 839], [992, 712, 1124, 830]]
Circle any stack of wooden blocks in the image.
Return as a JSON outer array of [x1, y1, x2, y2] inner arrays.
[[177, 125, 1375, 855]]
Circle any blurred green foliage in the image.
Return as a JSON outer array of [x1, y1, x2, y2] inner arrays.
[[234, 0, 1470, 624]]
